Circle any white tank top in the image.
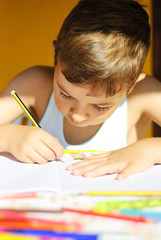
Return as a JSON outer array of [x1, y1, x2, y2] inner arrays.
[[40, 92, 127, 151]]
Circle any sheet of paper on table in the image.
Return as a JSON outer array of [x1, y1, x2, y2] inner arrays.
[[0, 153, 161, 194]]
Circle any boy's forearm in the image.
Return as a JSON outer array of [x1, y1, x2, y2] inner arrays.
[[150, 137, 161, 164]]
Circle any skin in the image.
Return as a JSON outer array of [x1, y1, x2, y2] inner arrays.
[[0, 63, 161, 180]]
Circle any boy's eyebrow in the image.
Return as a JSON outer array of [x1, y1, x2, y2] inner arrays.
[[57, 82, 113, 106]]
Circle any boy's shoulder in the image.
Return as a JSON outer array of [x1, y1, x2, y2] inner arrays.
[[18, 65, 54, 119], [127, 75, 161, 142], [129, 74, 161, 102], [3, 65, 54, 96], [133, 75, 161, 93], [20, 65, 54, 92], [127, 74, 161, 125], [1, 66, 54, 122]]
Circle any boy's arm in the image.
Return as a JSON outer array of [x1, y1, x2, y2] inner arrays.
[[134, 75, 161, 127], [67, 137, 161, 180], [0, 66, 64, 163]]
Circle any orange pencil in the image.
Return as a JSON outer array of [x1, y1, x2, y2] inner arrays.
[[0, 220, 81, 232]]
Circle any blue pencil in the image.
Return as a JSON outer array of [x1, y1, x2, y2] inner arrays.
[[7, 229, 98, 240], [120, 209, 161, 221]]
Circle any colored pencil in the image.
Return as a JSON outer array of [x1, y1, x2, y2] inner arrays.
[[0, 232, 41, 240], [63, 150, 107, 154], [83, 191, 161, 196], [120, 209, 161, 221], [0, 192, 37, 199], [61, 208, 149, 223], [7, 230, 99, 240], [0, 210, 68, 225], [0, 220, 80, 232], [0, 232, 44, 240]]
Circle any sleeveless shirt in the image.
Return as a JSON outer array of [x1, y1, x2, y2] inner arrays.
[[40, 92, 127, 151]]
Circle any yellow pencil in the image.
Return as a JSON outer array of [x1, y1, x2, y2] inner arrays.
[[0, 233, 39, 240], [11, 90, 41, 128], [83, 191, 161, 196], [64, 149, 107, 154]]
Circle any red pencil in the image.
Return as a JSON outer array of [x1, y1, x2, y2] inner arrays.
[[0, 192, 37, 199], [0, 210, 81, 232], [0, 210, 63, 224], [62, 208, 149, 223]]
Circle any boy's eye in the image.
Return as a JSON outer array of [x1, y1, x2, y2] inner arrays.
[[93, 105, 110, 112], [59, 91, 71, 100]]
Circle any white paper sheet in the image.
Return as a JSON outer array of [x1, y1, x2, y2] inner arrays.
[[0, 153, 161, 194]]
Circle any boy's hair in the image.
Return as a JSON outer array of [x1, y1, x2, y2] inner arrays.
[[54, 0, 150, 96]]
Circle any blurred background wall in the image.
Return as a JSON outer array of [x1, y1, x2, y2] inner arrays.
[[0, 0, 78, 91], [0, 0, 153, 136]]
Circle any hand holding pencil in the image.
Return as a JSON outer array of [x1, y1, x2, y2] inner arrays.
[[9, 90, 64, 164]]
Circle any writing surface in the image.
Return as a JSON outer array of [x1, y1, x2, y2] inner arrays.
[[0, 153, 161, 194]]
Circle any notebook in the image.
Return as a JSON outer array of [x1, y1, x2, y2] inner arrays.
[[0, 152, 161, 194]]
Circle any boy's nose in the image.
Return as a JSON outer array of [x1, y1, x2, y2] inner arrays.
[[70, 107, 89, 122], [71, 113, 88, 122]]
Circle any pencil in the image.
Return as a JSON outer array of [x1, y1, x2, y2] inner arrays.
[[0, 220, 79, 231], [64, 149, 107, 154], [61, 208, 149, 223], [0, 233, 40, 240], [83, 191, 161, 196], [11, 90, 41, 128]]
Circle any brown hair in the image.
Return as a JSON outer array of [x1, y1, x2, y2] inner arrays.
[[54, 0, 150, 96]]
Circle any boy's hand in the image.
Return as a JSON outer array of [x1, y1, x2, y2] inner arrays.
[[67, 139, 157, 180], [7, 125, 64, 164]]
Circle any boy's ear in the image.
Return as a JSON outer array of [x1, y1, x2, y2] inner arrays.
[[127, 72, 146, 94], [52, 40, 56, 51]]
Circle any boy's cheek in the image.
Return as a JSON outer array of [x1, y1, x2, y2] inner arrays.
[[55, 97, 68, 114]]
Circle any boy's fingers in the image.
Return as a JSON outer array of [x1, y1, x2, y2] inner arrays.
[[67, 152, 113, 170], [72, 161, 122, 177], [84, 161, 123, 178], [35, 143, 56, 161], [40, 132, 64, 158], [19, 151, 47, 164], [116, 164, 135, 181], [71, 161, 104, 175], [27, 149, 49, 164], [38, 148, 56, 162], [19, 157, 33, 164], [67, 158, 102, 170]]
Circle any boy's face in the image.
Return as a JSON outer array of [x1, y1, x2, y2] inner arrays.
[[53, 63, 127, 127]]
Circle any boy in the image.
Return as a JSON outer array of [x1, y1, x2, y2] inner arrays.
[[0, 0, 161, 181]]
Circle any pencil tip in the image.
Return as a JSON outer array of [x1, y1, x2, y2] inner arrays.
[[10, 90, 15, 95], [55, 157, 64, 163]]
